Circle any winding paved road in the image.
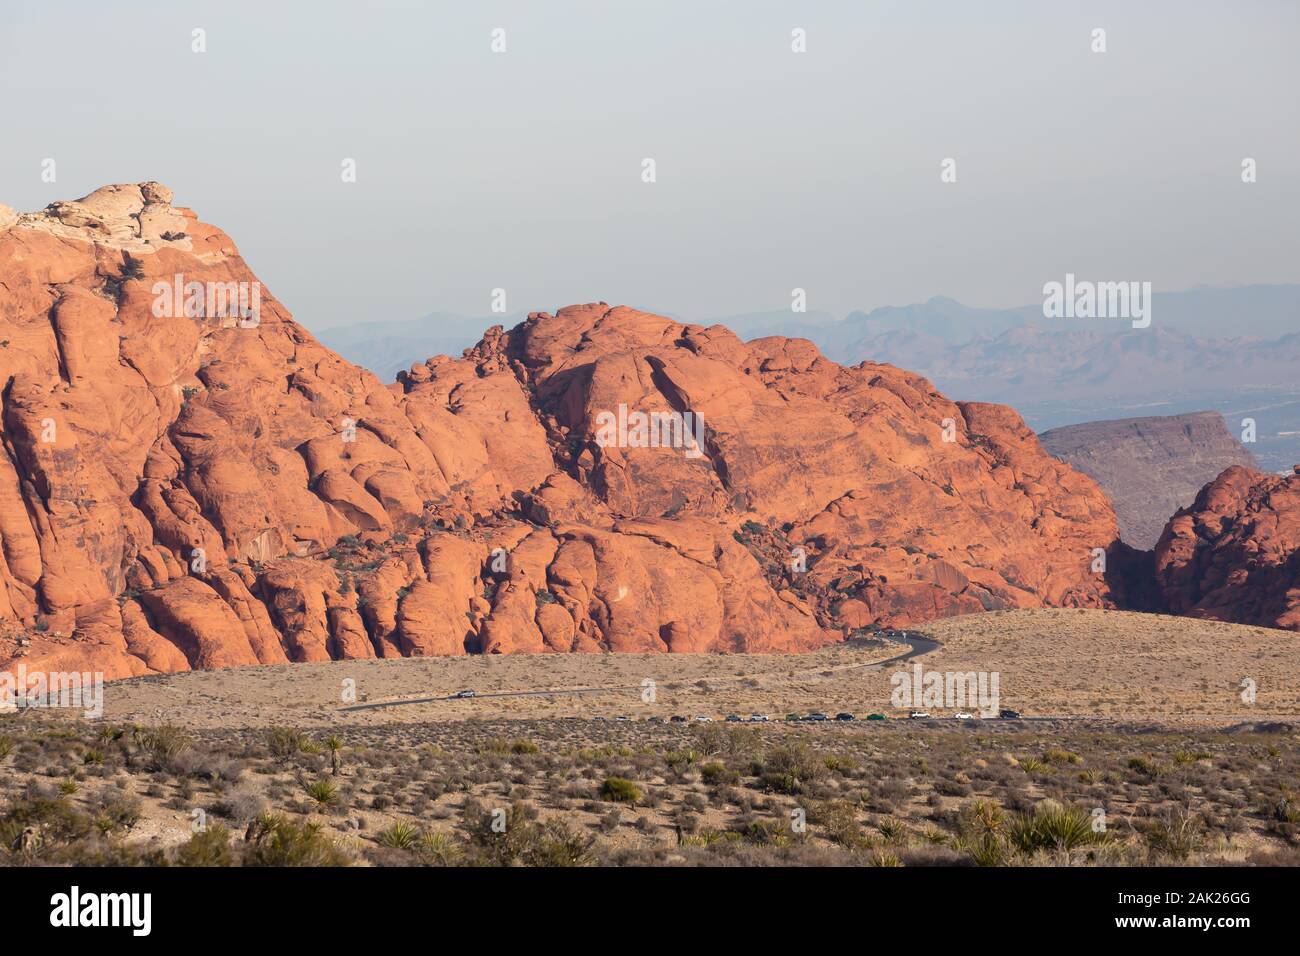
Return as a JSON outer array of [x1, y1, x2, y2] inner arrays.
[[337, 631, 940, 714]]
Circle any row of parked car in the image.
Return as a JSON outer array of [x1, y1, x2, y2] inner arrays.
[[446, 690, 1024, 722], [590, 709, 1024, 723]]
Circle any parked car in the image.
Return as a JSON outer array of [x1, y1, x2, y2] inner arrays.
[[785, 713, 802, 722], [953, 712, 974, 720], [615, 715, 631, 721], [866, 713, 887, 721], [908, 711, 931, 719], [725, 714, 743, 722], [999, 708, 1023, 719], [805, 712, 829, 722], [746, 714, 770, 722], [669, 715, 687, 723], [694, 716, 713, 723], [647, 716, 664, 723], [452, 690, 476, 699], [834, 712, 855, 721]]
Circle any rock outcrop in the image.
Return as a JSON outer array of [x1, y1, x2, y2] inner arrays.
[[1155, 465, 1300, 631], [1039, 411, 1259, 550], [1, 184, 1133, 679]]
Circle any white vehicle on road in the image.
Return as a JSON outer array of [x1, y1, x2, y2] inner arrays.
[[908, 711, 931, 719], [953, 712, 975, 720]]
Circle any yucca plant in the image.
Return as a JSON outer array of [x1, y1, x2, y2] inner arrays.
[[325, 735, 344, 776], [305, 778, 338, 807], [1010, 801, 1108, 854], [376, 820, 421, 850], [965, 832, 1011, 867], [874, 816, 906, 843], [417, 831, 462, 865]]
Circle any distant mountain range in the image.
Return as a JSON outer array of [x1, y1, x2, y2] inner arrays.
[[317, 312, 527, 382], [318, 285, 1300, 472]]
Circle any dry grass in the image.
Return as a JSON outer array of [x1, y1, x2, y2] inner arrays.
[[2, 713, 1297, 867], [85, 609, 1300, 730]]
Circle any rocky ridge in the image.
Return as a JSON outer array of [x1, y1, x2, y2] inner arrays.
[[1, 184, 1287, 681]]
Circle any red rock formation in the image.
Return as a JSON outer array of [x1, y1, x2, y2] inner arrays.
[[1155, 465, 1300, 630], [1, 184, 1130, 679]]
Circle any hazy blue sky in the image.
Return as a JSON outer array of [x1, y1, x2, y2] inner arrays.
[[3, 0, 1297, 332]]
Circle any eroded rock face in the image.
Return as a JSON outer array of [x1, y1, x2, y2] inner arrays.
[[1, 183, 1132, 679], [1040, 411, 1259, 550], [1155, 466, 1300, 631]]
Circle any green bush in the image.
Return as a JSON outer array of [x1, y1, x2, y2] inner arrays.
[[756, 744, 824, 795], [305, 778, 339, 807], [377, 820, 421, 850], [600, 777, 642, 804], [266, 727, 310, 760], [700, 762, 739, 787], [243, 813, 350, 866], [138, 724, 190, 771], [175, 824, 235, 866], [1009, 801, 1108, 854]]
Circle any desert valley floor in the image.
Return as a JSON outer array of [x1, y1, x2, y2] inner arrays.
[[3, 609, 1299, 868], [92, 609, 1300, 728]]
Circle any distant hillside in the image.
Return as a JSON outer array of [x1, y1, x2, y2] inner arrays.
[[1039, 412, 1259, 550], [317, 312, 523, 381]]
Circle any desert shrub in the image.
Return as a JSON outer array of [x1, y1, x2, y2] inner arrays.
[[1143, 806, 1204, 859], [874, 816, 907, 843], [527, 820, 596, 866], [1009, 801, 1108, 853], [376, 820, 421, 850], [138, 725, 190, 771], [266, 727, 310, 760], [174, 824, 235, 866], [91, 792, 142, 832], [699, 762, 739, 787], [808, 800, 866, 849], [1043, 748, 1082, 765], [664, 749, 700, 773], [1127, 756, 1162, 778], [305, 778, 339, 807], [416, 832, 462, 866], [211, 788, 267, 824], [756, 744, 824, 795], [741, 817, 792, 846], [600, 777, 642, 804], [242, 813, 350, 866], [0, 793, 94, 854], [461, 800, 589, 866]]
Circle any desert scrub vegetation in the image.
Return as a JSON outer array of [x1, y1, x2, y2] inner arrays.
[[2, 714, 1298, 867]]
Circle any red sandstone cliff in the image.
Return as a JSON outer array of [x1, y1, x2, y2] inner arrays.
[[1155, 465, 1300, 631], [1, 184, 1136, 678]]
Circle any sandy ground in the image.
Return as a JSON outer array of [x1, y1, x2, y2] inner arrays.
[[74, 609, 1300, 730]]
